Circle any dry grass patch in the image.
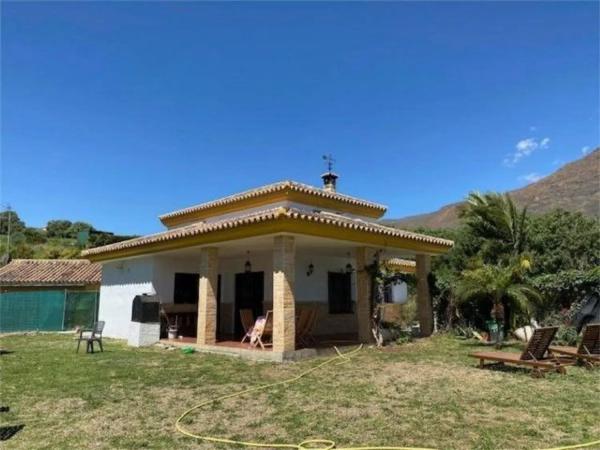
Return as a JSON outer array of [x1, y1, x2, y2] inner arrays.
[[1, 334, 598, 449]]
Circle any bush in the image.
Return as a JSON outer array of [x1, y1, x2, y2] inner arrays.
[[530, 268, 600, 318], [24, 227, 47, 244], [539, 311, 579, 346], [395, 329, 413, 345]]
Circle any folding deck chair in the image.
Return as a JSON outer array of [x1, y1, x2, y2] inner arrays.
[[549, 323, 600, 369], [470, 326, 570, 378], [295, 308, 313, 348], [249, 311, 273, 350], [304, 307, 319, 346], [240, 309, 255, 344]]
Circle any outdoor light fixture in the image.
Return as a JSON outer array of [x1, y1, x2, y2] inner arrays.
[[306, 262, 314, 277], [244, 251, 252, 273], [345, 252, 354, 274]]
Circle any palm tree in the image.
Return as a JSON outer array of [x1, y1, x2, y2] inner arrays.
[[455, 260, 540, 344], [459, 192, 528, 260]]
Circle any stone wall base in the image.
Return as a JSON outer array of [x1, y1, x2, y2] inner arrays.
[[128, 322, 160, 347]]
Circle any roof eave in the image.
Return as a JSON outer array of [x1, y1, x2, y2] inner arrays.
[[84, 215, 453, 263]]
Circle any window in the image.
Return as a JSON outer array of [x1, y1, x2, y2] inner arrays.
[[173, 273, 200, 304], [328, 272, 353, 314]]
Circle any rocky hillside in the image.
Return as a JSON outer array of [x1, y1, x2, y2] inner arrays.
[[384, 148, 600, 229]]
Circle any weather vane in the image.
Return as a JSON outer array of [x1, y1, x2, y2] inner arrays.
[[322, 154, 335, 173]]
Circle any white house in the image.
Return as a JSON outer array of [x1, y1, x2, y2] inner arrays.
[[83, 173, 453, 360]]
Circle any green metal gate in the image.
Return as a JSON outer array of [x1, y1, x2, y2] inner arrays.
[[0, 290, 98, 333]]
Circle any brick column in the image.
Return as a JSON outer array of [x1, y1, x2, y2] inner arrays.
[[197, 247, 219, 345], [356, 247, 373, 343], [272, 235, 295, 353], [416, 254, 433, 337]]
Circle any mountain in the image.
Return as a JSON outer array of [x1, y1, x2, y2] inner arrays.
[[384, 148, 600, 230]]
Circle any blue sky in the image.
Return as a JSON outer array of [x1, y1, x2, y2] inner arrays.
[[2, 2, 598, 235]]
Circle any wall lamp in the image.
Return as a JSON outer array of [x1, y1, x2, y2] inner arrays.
[[244, 251, 252, 273], [306, 262, 315, 277]]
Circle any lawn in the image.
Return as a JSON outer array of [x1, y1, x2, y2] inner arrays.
[[0, 334, 598, 450]]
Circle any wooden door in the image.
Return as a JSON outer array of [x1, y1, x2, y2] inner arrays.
[[234, 272, 264, 337]]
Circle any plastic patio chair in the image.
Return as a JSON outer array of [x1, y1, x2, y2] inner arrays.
[[76, 321, 105, 353]]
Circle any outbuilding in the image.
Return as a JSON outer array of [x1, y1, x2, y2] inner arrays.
[[0, 259, 101, 332]]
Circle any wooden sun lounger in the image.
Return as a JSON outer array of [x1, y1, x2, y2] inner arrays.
[[470, 326, 571, 378], [549, 323, 600, 369]]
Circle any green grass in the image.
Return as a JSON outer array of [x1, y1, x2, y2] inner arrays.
[[0, 334, 598, 449]]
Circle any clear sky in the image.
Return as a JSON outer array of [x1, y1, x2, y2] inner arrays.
[[2, 1, 598, 235]]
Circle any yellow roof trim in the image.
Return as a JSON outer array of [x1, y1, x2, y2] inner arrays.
[[83, 207, 453, 262]]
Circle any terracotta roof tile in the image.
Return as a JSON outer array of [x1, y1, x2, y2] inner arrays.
[[83, 207, 453, 258], [159, 180, 387, 221], [0, 259, 101, 286], [385, 258, 416, 268]]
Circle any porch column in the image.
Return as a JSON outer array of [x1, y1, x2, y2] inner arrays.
[[356, 247, 373, 343], [197, 247, 219, 345], [272, 235, 295, 353], [416, 254, 433, 337]]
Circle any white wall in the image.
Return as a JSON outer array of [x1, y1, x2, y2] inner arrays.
[[98, 251, 359, 340], [98, 258, 155, 339], [294, 253, 358, 335], [294, 253, 356, 304]]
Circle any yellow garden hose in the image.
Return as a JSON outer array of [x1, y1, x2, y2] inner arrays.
[[538, 443, 600, 450], [175, 345, 599, 450]]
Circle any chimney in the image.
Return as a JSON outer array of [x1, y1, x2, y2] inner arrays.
[[321, 171, 338, 192], [321, 154, 338, 192]]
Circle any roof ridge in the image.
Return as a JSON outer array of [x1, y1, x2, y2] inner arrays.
[[159, 179, 387, 221]]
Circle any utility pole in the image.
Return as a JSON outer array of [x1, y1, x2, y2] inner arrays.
[[5, 205, 11, 262]]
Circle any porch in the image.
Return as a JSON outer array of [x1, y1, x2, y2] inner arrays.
[[149, 233, 433, 361], [159, 333, 361, 362]]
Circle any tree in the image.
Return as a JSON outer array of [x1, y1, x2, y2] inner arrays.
[[88, 230, 135, 247], [24, 227, 47, 245], [46, 220, 72, 238], [68, 221, 92, 236], [528, 210, 600, 275], [455, 259, 540, 342], [0, 209, 25, 234], [459, 192, 528, 263], [0, 240, 34, 262]]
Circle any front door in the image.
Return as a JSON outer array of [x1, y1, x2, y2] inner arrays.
[[234, 272, 264, 337]]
